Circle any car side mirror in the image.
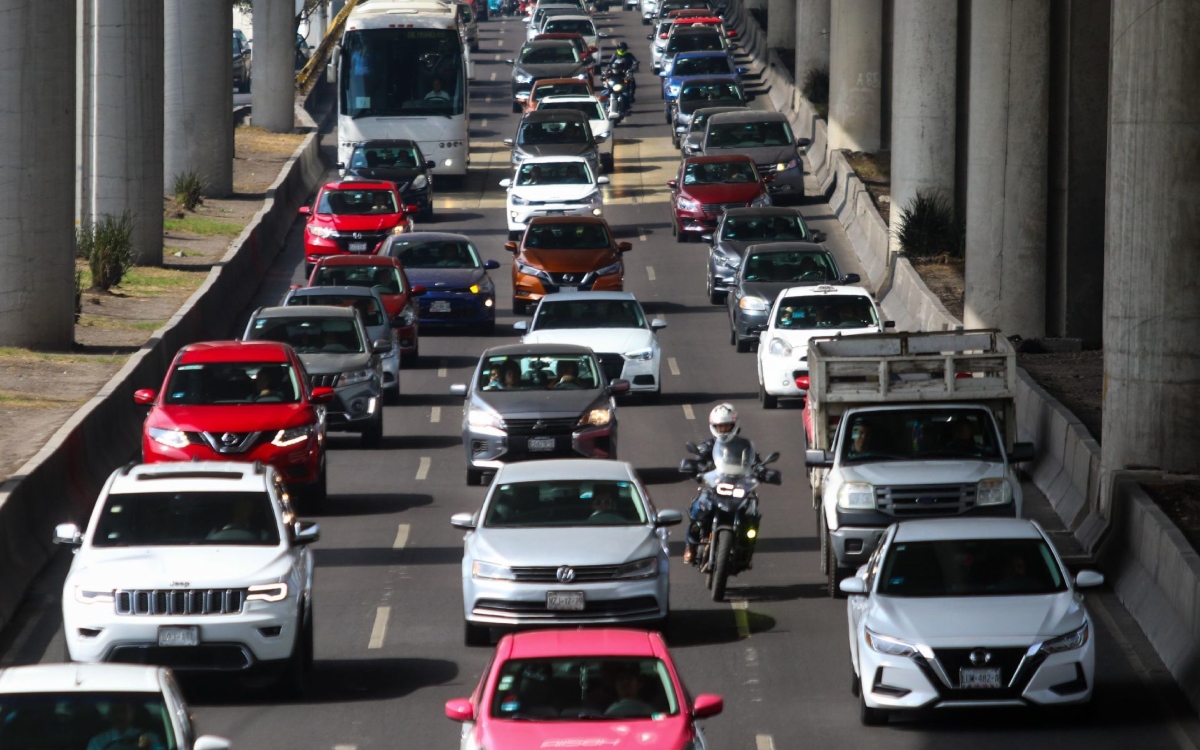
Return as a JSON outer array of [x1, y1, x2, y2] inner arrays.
[[608, 378, 631, 394], [292, 521, 320, 546], [679, 458, 699, 475], [499, 178, 512, 188], [336, 162, 345, 170], [298, 206, 311, 215], [194, 737, 232, 750], [133, 388, 157, 405], [597, 176, 611, 184], [700, 233, 714, 244], [484, 259, 501, 269], [450, 513, 477, 531], [1009, 442, 1036, 463], [651, 318, 667, 330], [883, 320, 896, 329], [692, 694, 724, 718], [310, 386, 335, 404], [839, 577, 867, 595], [839, 273, 861, 285], [513, 320, 528, 331], [425, 160, 437, 170], [445, 698, 475, 721], [410, 285, 427, 297], [796, 137, 811, 148], [372, 339, 393, 354], [503, 138, 514, 146], [617, 242, 632, 253], [811, 230, 826, 243], [53, 523, 82, 547], [504, 241, 519, 253], [449, 384, 468, 396], [1075, 570, 1105, 588], [666, 179, 678, 188], [654, 509, 683, 528], [504, 58, 515, 65], [805, 449, 833, 468]]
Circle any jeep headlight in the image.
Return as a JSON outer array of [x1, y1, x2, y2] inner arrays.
[[246, 583, 289, 602], [1040, 622, 1089, 654], [337, 369, 373, 387], [74, 588, 115, 604], [976, 478, 1013, 506], [837, 482, 875, 510], [148, 427, 190, 449], [272, 425, 314, 447], [767, 338, 792, 357]]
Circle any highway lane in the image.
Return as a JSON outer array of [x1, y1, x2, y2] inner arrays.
[[3, 8, 1200, 750]]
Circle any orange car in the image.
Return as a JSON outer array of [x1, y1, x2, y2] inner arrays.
[[524, 77, 596, 113], [507, 216, 631, 314]]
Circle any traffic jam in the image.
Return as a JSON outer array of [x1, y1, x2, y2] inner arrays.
[[2, 0, 1112, 748]]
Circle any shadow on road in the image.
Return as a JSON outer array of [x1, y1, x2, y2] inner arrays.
[[315, 492, 434, 517]]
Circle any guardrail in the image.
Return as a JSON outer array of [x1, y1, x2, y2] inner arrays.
[[296, 0, 362, 94]]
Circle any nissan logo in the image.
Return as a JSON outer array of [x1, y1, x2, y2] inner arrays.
[[561, 274, 575, 283], [556, 566, 576, 583], [968, 648, 992, 666], [219, 432, 239, 446]]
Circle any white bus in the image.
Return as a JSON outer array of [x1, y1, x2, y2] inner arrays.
[[330, 0, 473, 179]]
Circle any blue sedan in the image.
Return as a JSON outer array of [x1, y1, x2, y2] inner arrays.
[[660, 50, 746, 104], [379, 232, 501, 334]]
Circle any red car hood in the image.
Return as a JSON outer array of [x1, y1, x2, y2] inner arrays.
[[481, 718, 691, 750], [148, 403, 315, 433], [680, 183, 766, 204], [519, 249, 620, 274], [316, 214, 404, 231]]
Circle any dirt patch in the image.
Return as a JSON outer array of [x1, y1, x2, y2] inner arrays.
[[1016, 349, 1104, 442], [844, 150, 891, 222], [0, 125, 306, 483], [909, 257, 964, 322], [1141, 479, 1200, 555]]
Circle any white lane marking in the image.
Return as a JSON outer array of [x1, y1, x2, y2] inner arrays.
[[334, 745, 356, 750], [494, 53, 501, 60], [438, 359, 448, 377], [393, 523, 410, 549], [481, 118, 489, 128], [638, 226, 648, 241], [368, 606, 390, 649], [682, 404, 694, 420], [668, 357, 680, 376], [731, 599, 750, 639], [489, 71, 497, 81], [755, 735, 775, 750], [485, 95, 492, 103], [499, 38, 505, 46], [431, 406, 442, 423], [646, 266, 656, 281], [416, 456, 431, 480]]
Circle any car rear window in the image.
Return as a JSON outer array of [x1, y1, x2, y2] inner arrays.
[[93, 491, 281, 547]]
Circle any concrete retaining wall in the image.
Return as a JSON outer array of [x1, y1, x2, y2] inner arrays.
[[0, 103, 324, 631]]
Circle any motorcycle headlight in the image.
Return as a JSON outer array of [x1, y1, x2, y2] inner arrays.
[[397, 302, 417, 326], [750, 193, 772, 207], [595, 261, 622, 276], [611, 82, 624, 92], [615, 557, 659, 579], [676, 195, 700, 211], [738, 296, 768, 311], [623, 347, 653, 361], [246, 583, 289, 602], [516, 261, 550, 281], [864, 629, 920, 658], [337, 369, 373, 387], [74, 588, 115, 604], [272, 424, 314, 447], [767, 338, 792, 357], [472, 560, 517, 580], [514, 72, 533, 83], [837, 482, 875, 510], [579, 407, 612, 427], [308, 225, 336, 239], [148, 427, 190, 449], [976, 478, 1013, 506], [510, 193, 531, 206], [1040, 622, 1089, 655], [411, 174, 428, 190]]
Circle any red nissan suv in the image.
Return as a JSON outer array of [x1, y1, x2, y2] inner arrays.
[[300, 180, 418, 276]]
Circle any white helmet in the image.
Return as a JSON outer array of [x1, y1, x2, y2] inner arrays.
[[709, 403, 739, 443]]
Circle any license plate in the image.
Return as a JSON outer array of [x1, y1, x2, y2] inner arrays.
[[157, 626, 200, 648], [544, 210, 567, 216], [959, 667, 1002, 689], [547, 591, 584, 610], [558, 286, 577, 294], [528, 436, 556, 452], [430, 300, 452, 313], [348, 242, 368, 252]]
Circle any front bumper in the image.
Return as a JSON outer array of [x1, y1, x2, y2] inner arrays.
[[763, 166, 805, 202], [463, 422, 616, 468], [514, 272, 623, 303], [734, 309, 769, 339], [323, 381, 382, 432], [464, 570, 668, 626], [142, 434, 322, 485], [760, 357, 807, 397], [508, 201, 603, 232], [418, 292, 496, 326], [831, 504, 1018, 567], [674, 208, 723, 234]]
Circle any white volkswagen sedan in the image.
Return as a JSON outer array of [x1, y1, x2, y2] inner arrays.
[[516, 291, 667, 396], [756, 284, 888, 409], [841, 518, 1103, 725], [501, 156, 609, 236]]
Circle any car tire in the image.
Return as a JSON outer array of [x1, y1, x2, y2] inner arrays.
[[361, 413, 383, 449], [826, 527, 849, 599], [735, 335, 752, 353], [384, 382, 401, 405], [512, 101, 523, 113], [760, 383, 778, 409], [601, 152, 614, 172], [273, 608, 313, 700], [729, 325, 737, 346], [464, 621, 491, 647], [513, 297, 527, 315], [305, 463, 327, 515], [851, 662, 861, 697], [467, 468, 486, 486], [860, 692, 888, 726], [401, 342, 419, 368]]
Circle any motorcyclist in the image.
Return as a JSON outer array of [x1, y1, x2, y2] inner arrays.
[[683, 403, 754, 564], [605, 42, 639, 100]]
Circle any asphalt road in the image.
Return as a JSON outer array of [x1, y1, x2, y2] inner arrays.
[[4, 9, 1200, 750]]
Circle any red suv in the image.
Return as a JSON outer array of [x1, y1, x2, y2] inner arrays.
[[134, 341, 333, 508], [306, 255, 426, 363], [300, 180, 418, 275], [668, 154, 772, 241]]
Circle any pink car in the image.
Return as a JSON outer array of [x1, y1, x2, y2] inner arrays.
[[445, 629, 723, 749]]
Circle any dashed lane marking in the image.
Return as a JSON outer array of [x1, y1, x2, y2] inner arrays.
[[489, 71, 497, 81], [393, 524, 410, 549], [682, 404, 694, 420], [431, 406, 442, 423], [638, 226, 648, 241], [367, 607, 390, 649], [756, 735, 775, 750], [438, 359, 448, 377], [334, 745, 356, 750], [668, 357, 680, 376], [646, 266, 656, 281], [416, 457, 431, 481], [481, 118, 488, 128]]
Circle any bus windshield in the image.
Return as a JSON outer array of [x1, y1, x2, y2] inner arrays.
[[340, 28, 465, 118]]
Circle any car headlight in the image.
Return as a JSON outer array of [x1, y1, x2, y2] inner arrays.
[[667, 84, 681, 95], [148, 427, 190, 449], [74, 588, 115, 604], [246, 583, 289, 602], [411, 174, 428, 190], [579, 407, 612, 427], [272, 424, 314, 447], [615, 557, 659, 579], [516, 261, 550, 281], [514, 72, 533, 83], [864, 628, 920, 658], [750, 193, 772, 207], [308, 225, 336, 239], [582, 189, 602, 204], [397, 302, 417, 326], [573, 72, 588, 80], [767, 338, 792, 357], [623, 347, 653, 361], [738, 296, 768, 311], [390, 224, 408, 234], [776, 157, 799, 172], [714, 253, 740, 269], [1040, 621, 1089, 654], [337, 369, 373, 387], [595, 261, 622, 276], [976, 478, 1013, 506], [467, 404, 505, 431], [472, 560, 517, 580], [510, 193, 531, 206], [837, 482, 875, 510], [676, 195, 700, 211]]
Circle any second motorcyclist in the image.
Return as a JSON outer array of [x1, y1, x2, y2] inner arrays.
[[683, 403, 754, 564]]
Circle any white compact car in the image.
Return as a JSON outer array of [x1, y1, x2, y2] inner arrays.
[[517, 291, 667, 395], [0, 663, 230, 749], [756, 284, 888, 408], [55, 461, 319, 694], [539, 14, 601, 51], [841, 518, 1103, 725], [536, 95, 617, 170], [501, 156, 609, 235]]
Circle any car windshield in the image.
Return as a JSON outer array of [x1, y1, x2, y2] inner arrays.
[[316, 189, 397, 215], [387, 240, 481, 269], [490, 657, 678, 720], [774, 295, 878, 330], [539, 100, 607, 122], [484, 480, 647, 527], [248, 317, 364, 354], [680, 82, 743, 103], [519, 119, 590, 145], [0, 692, 177, 749], [164, 362, 301, 405], [877, 538, 1067, 597], [311, 264, 405, 294], [722, 214, 809, 241], [521, 45, 579, 65], [672, 55, 731, 76], [667, 31, 723, 53], [286, 294, 385, 327], [532, 82, 592, 102], [524, 222, 611, 249], [683, 160, 757, 184], [479, 354, 600, 391], [840, 409, 1002, 463], [742, 251, 836, 283], [544, 18, 595, 35], [515, 161, 595, 186], [534, 300, 645, 329], [92, 491, 281, 547], [349, 145, 421, 169], [708, 120, 793, 147]]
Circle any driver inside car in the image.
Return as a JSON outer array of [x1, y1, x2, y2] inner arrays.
[[86, 702, 164, 750]]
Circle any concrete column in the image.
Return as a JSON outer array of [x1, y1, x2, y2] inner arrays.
[[0, 0, 76, 348], [828, 0, 882, 152], [887, 0, 956, 253], [90, 1, 165, 266], [164, 1, 233, 197], [254, 0, 296, 133], [1102, 0, 1200, 480], [795, 0, 831, 81], [962, 0, 1049, 338], [768, 0, 796, 49]]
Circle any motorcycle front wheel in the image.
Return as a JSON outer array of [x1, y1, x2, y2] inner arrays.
[[710, 529, 733, 601]]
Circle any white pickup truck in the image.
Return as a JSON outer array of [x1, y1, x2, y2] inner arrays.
[[801, 330, 1035, 595]]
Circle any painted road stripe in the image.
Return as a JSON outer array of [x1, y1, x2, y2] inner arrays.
[[755, 735, 775, 750], [438, 359, 448, 377], [668, 357, 680, 376], [731, 599, 750, 639], [638, 226, 648, 241], [682, 404, 695, 420], [431, 406, 441, 423], [393, 524, 410, 549], [368, 607, 390, 649], [494, 53, 501, 60], [646, 266, 656, 281], [485, 95, 491, 103], [490, 71, 497, 81], [416, 457, 431, 481], [334, 745, 356, 750]]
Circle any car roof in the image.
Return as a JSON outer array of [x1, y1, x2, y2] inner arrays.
[[540, 291, 637, 303], [389, 231, 472, 243], [531, 77, 592, 87], [526, 215, 609, 227], [506, 628, 659, 659], [522, 39, 576, 49], [315, 255, 402, 267], [319, 180, 397, 192], [483, 342, 597, 358], [723, 206, 805, 218], [354, 139, 419, 149], [522, 109, 589, 123], [776, 284, 870, 299], [178, 340, 291, 364], [539, 95, 601, 104], [493, 458, 639, 484], [744, 241, 830, 256], [709, 110, 788, 124], [108, 461, 272, 496], [253, 305, 357, 320], [673, 50, 728, 57], [892, 518, 1043, 543], [0, 664, 167, 695], [684, 154, 755, 164], [516, 154, 595, 165], [290, 285, 378, 299], [546, 13, 593, 21]]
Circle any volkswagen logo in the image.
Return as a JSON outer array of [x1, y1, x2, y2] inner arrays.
[[352, 231, 363, 240], [556, 566, 576, 583], [219, 432, 239, 446], [533, 419, 548, 431], [968, 648, 992, 666]]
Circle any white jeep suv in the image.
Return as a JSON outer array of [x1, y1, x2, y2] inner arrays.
[[55, 461, 319, 695]]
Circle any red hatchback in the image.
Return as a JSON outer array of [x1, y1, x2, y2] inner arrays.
[[300, 180, 418, 275], [134, 340, 333, 508], [668, 155, 773, 241], [445, 629, 723, 750], [306, 255, 425, 363]]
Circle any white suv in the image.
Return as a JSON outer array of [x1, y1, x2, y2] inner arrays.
[[55, 461, 319, 695]]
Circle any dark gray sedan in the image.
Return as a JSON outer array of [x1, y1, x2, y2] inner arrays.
[[507, 40, 591, 111], [725, 242, 858, 352], [705, 207, 826, 304], [450, 343, 630, 485], [699, 110, 807, 204], [505, 110, 602, 176]]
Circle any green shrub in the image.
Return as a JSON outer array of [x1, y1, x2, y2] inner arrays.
[[893, 190, 963, 259], [77, 212, 135, 291], [173, 170, 206, 211], [74, 270, 83, 322], [802, 66, 829, 105]]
